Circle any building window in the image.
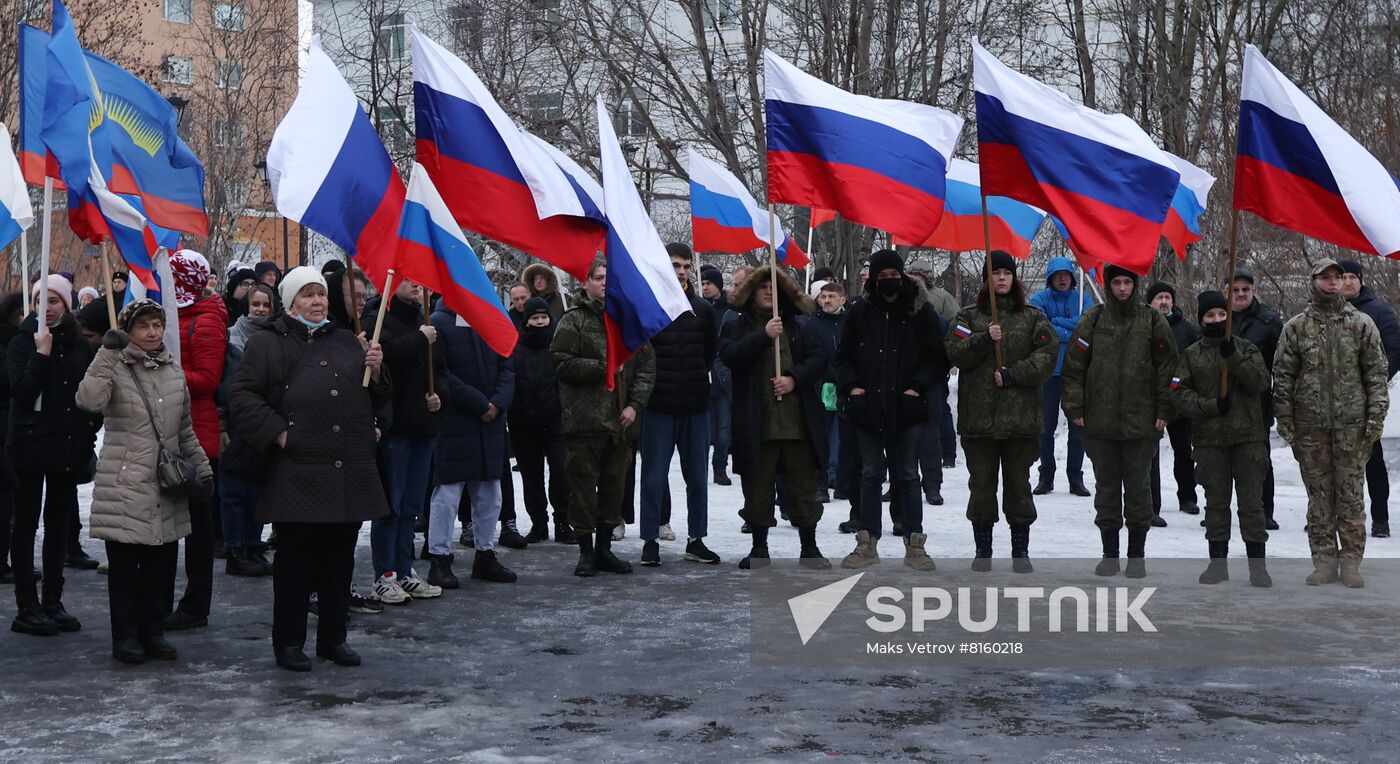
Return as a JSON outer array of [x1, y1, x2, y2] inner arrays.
[[616, 87, 647, 138], [701, 0, 738, 28], [448, 4, 484, 55], [164, 0, 193, 24], [214, 119, 246, 148], [162, 55, 194, 85], [215, 60, 244, 89], [230, 241, 263, 262], [377, 105, 410, 153], [527, 92, 564, 124], [220, 180, 250, 211], [214, 2, 246, 31], [619, 5, 644, 35], [531, 0, 562, 42], [376, 12, 407, 61]]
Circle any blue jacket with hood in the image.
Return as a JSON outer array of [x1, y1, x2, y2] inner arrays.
[[1028, 256, 1094, 375]]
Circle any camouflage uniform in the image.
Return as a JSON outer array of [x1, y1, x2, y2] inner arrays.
[[945, 297, 1058, 526], [1062, 293, 1177, 534], [1274, 261, 1389, 564], [552, 292, 655, 533], [1172, 335, 1270, 544]]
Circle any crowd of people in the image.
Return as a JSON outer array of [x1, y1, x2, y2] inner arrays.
[[0, 244, 1392, 671]]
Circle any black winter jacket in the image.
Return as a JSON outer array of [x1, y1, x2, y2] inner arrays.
[[802, 308, 846, 384], [363, 295, 436, 437], [1232, 297, 1285, 424], [509, 323, 562, 431], [1165, 306, 1200, 358], [7, 314, 99, 476], [432, 307, 514, 483], [647, 288, 715, 415], [1349, 287, 1400, 379], [836, 278, 948, 431]]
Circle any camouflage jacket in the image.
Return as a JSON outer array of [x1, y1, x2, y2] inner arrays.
[[945, 298, 1057, 439], [1172, 336, 1270, 447], [1062, 298, 1178, 440], [1274, 287, 1388, 442], [550, 291, 655, 438]]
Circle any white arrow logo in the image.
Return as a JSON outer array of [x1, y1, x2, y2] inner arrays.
[[787, 573, 864, 645]]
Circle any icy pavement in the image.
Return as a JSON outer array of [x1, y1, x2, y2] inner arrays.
[[1, 394, 1398, 760]]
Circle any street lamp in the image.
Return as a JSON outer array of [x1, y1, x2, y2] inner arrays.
[[166, 94, 189, 128], [254, 159, 289, 272]]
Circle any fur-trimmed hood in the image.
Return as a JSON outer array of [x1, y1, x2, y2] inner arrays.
[[522, 263, 561, 298], [729, 267, 813, 316]]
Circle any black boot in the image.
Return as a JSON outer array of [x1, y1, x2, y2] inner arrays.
[[1069, 480, 1092, 497], [64, 548, 99, 570], [592, 527, 632, 574], [143, 635, 178, 660], [1198, 540, 1229, 584], [971, 522, 994, 572], [112, 638, 145, 664], [1010, 525, 1033, 574], [275, 646, 312, 672], [574, 534, 596, 577], [226, 547, 265, 577], [1032, 479, 1053, 495], [1095, 528, 1120, 576], [1245, 541, 1272, 588], [554, 522, 578, 545], [1125, 527, 1148, 578], [427, 554, 460, 589], [11, 585, 59, 636], [498, 520, 529, 549], [43, 602, 81, 632], [471, 550, 518, 582], [740, 525, 770, 570], [798, 525, 830, 569], [524, 524, 549, 543]]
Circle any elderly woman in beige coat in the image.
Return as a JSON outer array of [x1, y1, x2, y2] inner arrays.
[[76, 299, 211, 664]]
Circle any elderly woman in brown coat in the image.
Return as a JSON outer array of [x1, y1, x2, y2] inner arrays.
[[230, 266, 389, 672], [76, 300, 212, 664]]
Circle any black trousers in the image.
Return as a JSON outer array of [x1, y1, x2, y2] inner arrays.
[[0, 484, 12, 574], [177, 469, 216, 617], [511, 420, 570, 528], [271, 521, 359, 649], [1366, 439, 1389, 526], [105, 540, 178, 642], [10, 472, 77, 607], [1151, 418, 1197, 514]]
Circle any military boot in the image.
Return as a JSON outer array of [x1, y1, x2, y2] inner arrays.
[[1010, 525, 1033, 574], [971, 523, 994, 572], [1198, 541, 1229, 584], [1095, 528, 1121, 577], [1244, 541, 1271, 588], [592, 526, 632, 574], [1305, 556, 1338, 586], [574, 534, 596, 578], [739, 525, 771, 570], [797, 525, 830, 570], [1340, 560, 1365, 589], [840, 530, 879, 569], [1125, 527, 1148, 579], [902, 533, 936, 571]]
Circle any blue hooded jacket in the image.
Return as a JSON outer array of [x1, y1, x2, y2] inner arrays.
[[1027, 256, 1094, 375]]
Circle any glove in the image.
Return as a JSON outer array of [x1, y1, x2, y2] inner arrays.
[[200, 478, 215, 501], [1276, 422, 1294, 445], [1216, 393, 1232, 416], [1366, 422, 1384, 445], [102, 329, 130, 350], [1219, 337, 1236, 358], [996, 367, 1014, 388]]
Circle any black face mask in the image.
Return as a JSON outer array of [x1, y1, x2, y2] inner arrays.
[[1201, 321, 1225, 338], [877, 277, 902, 298], [522, 323, 551, 348]]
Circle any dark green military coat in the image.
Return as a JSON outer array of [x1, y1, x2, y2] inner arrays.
[[1172, 335, 1270, 447], [550, 291, 655, 438], [1061, 298, 1177, 440], [945, 296, 1058, 440]]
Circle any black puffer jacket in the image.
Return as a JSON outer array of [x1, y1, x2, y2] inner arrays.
[[1349, 287, 1400, 379], [230, 315, 391, 524], [509, 322, 562, 430], [836, 277, 948, 431], [432, 306, 514, 483], [1164, 306, 1200, 358], [1232, 297, 1284, 424], [6, 314, 99, 475], [362, 294, 435, 437], [647, 288, 715, 415]]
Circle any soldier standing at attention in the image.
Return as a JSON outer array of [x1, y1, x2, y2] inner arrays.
[[1274, 259, 1388, 588], [1171, 291, 1272, 587], [945, 251, 1057, 572], [1062, 264, 1177, 578]]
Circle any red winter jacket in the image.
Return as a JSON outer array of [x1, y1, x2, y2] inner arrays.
[[178, 296, 229, 459]]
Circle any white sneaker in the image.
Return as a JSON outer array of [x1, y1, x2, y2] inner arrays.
[[658, 523, 676, 542], [374, 572, 411, 605], [399, 570, 442, 599], [612, 524, 625, 541]]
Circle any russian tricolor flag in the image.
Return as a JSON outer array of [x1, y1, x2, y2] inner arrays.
[[0, 123, 34, 251], [596, 96, 691, 389], [398, 163, 517, 357], [1161, 153, 1215, 260], [266, 37, 405, 286], [764, 49, 963, 244], [412, 29, 605, 280], [1234, 44, 1400, 258], [973, 40, 1180, 275], [894, 158, 1046, 259], [688, 148, 808, 268]]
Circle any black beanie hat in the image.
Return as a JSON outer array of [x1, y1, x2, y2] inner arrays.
[[255, 261, 282, 281], [984, 250, 1017, 278], [1338, 259, 1364, 281], [1196, 290, 1229, 323], [321, 260, 347, 277], [867, 249, 905, 277], [523, 297, 551, 320], [1103, 264, 1138, 289], [75, 296, 112, 334], [812, 266, 836, 282], [700, 267, 723, 290], [1144, 281, 1175, 303], [1232, 266, 1255, 284]]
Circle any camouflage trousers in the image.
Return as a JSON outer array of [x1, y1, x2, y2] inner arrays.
[[1193, 442, 1269, 544], [962, 437, 1040, 526], [565, 433, 634, 534], [1292, 427, 1370, 561], [1083, 437, 1158, 531]]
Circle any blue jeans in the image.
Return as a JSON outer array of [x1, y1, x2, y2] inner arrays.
[[1038, 376, 1084, 485], [373, 435, 434, 577], [431, 481, 501, 553], [640, 410, 710, 541], [939, 383, 956, 458], [709, 386, 731, 472], [219, 468, 262, 550], [857, 426, 923, 537]]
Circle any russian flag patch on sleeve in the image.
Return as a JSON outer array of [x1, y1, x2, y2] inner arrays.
[[953, 324, 972, 339], [1075, 337, 1090, 350], [1170, 376, 1181, 389]]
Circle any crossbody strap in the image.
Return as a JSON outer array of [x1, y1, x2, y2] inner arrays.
[[124, 361, 171, 449]]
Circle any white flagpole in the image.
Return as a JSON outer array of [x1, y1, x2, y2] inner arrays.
[[804, 221, 814, 291], [19, 229, 29, 316], [36, 178, 52, 337], [1078, 266, 1085, 312]]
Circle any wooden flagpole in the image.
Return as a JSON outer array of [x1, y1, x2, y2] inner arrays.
[[980, 193, 1003, 369], [342, 251, 362, 334], [422, 287, 435, 396], [1220, 207, 1240, 394], [363, 269, 394, 387], [100, 242, 118, 331], [19, 229, 29, 316], [767, 203, 782, 401]]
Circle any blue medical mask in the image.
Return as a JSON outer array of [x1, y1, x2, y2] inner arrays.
[[292, 314, 330, 331]]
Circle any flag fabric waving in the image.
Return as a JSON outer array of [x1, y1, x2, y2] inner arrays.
[[0, 123, 34, 251], [398, 163, 518, 357], [810, 208, 837, 228], [893, 158, 1046, 259], [266, 36, 406, 285], [1234, 44, 1400, 257], [764, 49, 963, 244], [1162, 153, 1215, 260], [596, 96, 691, 390], [972, 40, 1180, 274], [688, 147, 808, 267], [412, 28, 604, 280], [19, 23, 206, 236]]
